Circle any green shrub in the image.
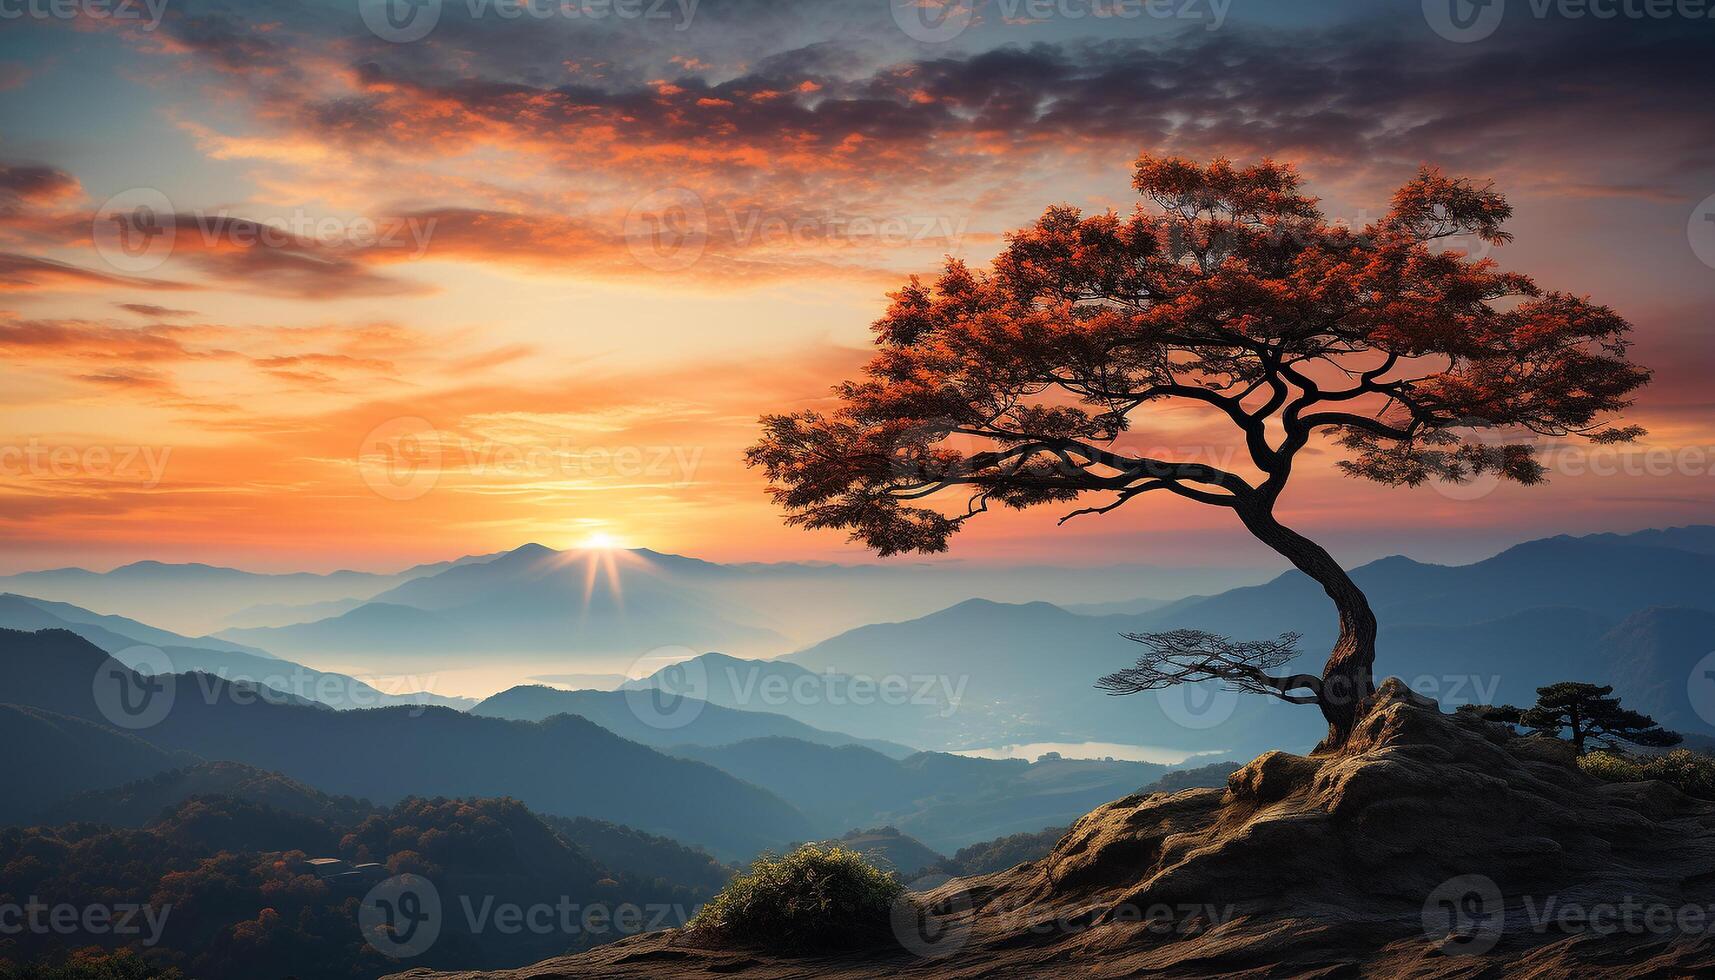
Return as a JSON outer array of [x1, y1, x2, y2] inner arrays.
[[1579, 749, 1715, 800], [1637, 749, 1715, 799], [688, 844, 905, 952]]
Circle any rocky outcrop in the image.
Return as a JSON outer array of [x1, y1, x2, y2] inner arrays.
[[386, 680, 1715, 979]]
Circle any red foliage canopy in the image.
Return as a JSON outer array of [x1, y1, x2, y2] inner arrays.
[[748, 155, 1649, 557]]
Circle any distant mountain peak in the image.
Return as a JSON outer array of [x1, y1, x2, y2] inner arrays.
[[110, 559, 239, 574], [1360, 554, 1422, 568], [624, 548, 728, 573], [687, 651, 751, 667], [939, 597, 1067, 616]]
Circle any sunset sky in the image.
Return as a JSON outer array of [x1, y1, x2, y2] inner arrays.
[[1, 0, 1711, 574]]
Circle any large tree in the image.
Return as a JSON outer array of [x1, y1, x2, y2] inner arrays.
[[746, 155, 1649, 748]]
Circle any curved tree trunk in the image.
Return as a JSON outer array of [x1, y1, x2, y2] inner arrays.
[[1236, 505, 1378, 750]]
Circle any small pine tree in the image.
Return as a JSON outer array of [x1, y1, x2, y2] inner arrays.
[[1469, 682, 1681, 755]]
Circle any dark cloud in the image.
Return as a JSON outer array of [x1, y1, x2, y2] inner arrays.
[[0, 316, 203, 364], [0, 163, 80, 202], [231, 16, 1710, 202], [74, 369, 177, 391], [117, 303, 200, 318], [149, 0, 313, 74], [106, 214, 432, 299], [0, 252, 190, 292], [0, 162, 81, 217], [0, 161, 428, 298]]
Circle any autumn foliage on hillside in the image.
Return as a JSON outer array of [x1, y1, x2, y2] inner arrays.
[[0, 796, 709, 980]]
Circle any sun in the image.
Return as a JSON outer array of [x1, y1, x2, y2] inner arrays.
[[569, 531, 639, 607]]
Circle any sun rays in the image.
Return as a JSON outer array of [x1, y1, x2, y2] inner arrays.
[[567, 536, 640, 611]]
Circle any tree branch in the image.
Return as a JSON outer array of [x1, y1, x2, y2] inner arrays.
[[1295, 412, 1419, 440]]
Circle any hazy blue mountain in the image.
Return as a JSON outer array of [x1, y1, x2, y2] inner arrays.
[[624, 621, 1319, 755], [12, 525, 1709, 824], [938, 825, 1067, 877], [810, 827, 944, 877], [0, 596, 473, 711], [0, 703, 192, 824], [117, 640, 475, 711], [620, 651, 963, 752], [1123, 529, 1715, 737], [772, 527, 1715, 755], [668, 736, 1168, 852], [217, 601, 479, 658], [539, 814, 735, 894], [1379, 535, 1715, 628], [184, 543, 1273, 668], [216, 596, 367, 630], [622, 650, 825, 700], [1372, 606, 1617, 709], [527, 671, 630, 689], [790, 598, 1139, 682], [1135, 529, 1715, 647], [218, 545, 789, 662], [1595, 607, 1715, 737], [472, 685, 916, 757], [219, 543, 1270, 656], [0, 550, 506, 635], [0, 626, 328, 716], [0, 593, 269, 657], [609, 552, 1275, 645], [670, 739, 925, 831], [1058, 596, 1174, 616], [0, 628, 812, 858], [1136, 760, 1245, 795], [1579, 524, 1715, 556], [779, 598, 1265, 751]]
